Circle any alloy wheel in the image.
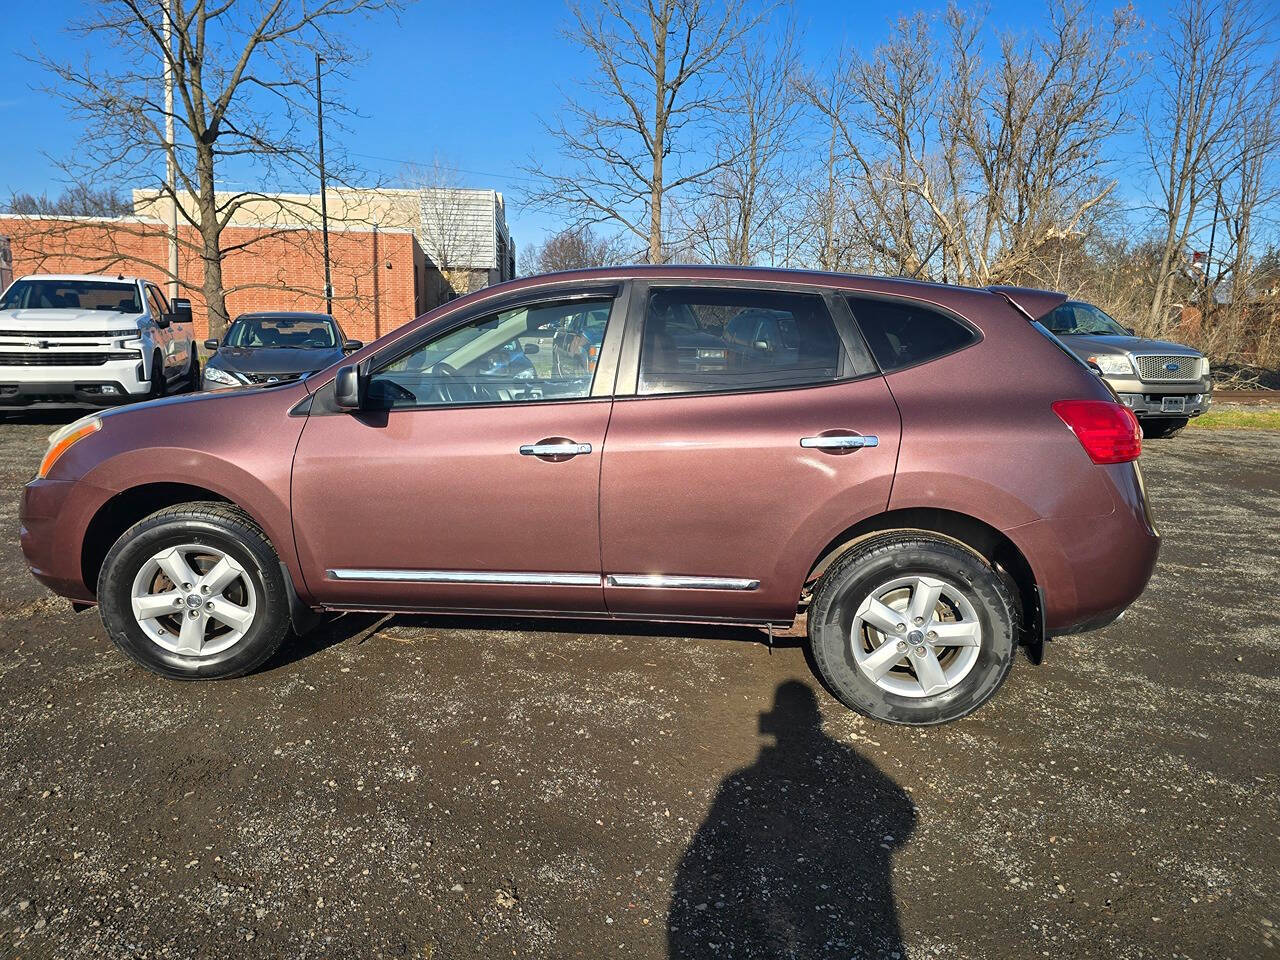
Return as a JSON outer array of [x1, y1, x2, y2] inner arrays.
[[850, 575, 983, 697], [129, 543, 257, 657]]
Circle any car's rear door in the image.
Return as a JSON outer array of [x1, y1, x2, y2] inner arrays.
[[598, 281, 902, 624], [291, 286, 626, 613]]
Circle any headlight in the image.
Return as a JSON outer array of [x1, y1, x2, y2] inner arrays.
[[203, 365, 241, 386], [1200, 357, 1211, 378], [1087, 354, 1133, 376], [37, 415, 102, 479]]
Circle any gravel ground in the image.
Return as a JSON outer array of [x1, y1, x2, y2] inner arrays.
[[0, 412, 1276, 959]]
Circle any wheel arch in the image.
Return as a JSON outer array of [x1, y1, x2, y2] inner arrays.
[[804, 507, 1038, 636]]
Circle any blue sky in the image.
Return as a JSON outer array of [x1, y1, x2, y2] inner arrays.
[[0, 0, 1174, 255]]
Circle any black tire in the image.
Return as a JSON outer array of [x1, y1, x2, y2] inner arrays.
[[1141, 417, 1187, 439], [807, 533, 1018, 725], [97, 502, 291, 680], [148, 352, 165, 399]]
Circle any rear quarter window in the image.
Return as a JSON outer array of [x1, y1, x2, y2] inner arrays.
[[846, 296, 979, 372]]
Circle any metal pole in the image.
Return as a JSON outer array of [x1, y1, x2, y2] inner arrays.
[[315, 53, 333, 315], [164, 0, 179, 301]]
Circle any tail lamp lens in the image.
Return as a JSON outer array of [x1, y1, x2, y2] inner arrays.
[[37, 415, 102, 479], [1052, 400, 1141, 464]]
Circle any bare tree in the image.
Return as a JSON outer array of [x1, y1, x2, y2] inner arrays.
[[526, 226, 627, 275], [801, 2, 1135, 286], [1142, 0, 1277, 334], [679, 18, 803, 265], [36, 0, 401, 336], [401, 157, 476, 296], [6, 186, 131, 217], [529, 0, 768, 262]]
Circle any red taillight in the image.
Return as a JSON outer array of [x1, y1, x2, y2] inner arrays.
[[1052, 399, 1141, 464]]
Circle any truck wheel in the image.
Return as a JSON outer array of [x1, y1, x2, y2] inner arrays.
[[185, 349, 201, 392], [807, 533, 1018, 725], [1142, 417, 1187, 439], [148, 352, 165, 399], [97, 502, 291, 679]]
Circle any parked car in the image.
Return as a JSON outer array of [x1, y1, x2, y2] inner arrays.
[[551, 301, 611, 377], [21, 267, 1159, 725], [202, 312, 361, 390], [1042, 299, 1211, 438], [0, 274, 197, 407]]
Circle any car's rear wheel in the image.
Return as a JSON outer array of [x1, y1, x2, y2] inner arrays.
[[807, 533, 1018, 725], [97, 502, 290, 679], [1142, 416, 1188, 439]]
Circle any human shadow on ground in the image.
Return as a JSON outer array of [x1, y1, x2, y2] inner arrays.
[[668, 680, 915, 960]]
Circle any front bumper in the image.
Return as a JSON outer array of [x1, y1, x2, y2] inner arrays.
[[1102, 374, 1212, 418], [0, 359, 150, 407]]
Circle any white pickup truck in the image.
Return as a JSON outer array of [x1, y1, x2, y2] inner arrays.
[[0, 274, 199, 408]]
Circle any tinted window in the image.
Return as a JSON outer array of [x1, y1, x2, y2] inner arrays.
[[846, 297, 977, 372], [146, 287, 168, 319], [367, 298, 612, 409], [226, 316, 338, 348], [639, 288, 845, 396], [0, 279, 142, 313]]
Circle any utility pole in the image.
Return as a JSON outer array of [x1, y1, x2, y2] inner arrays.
[[164, 0, 179, 301], [315, 53, 333, 315]]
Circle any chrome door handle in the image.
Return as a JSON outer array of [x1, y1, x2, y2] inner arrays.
[[800, 434, 879, 449], [519, 441, 593, 457]]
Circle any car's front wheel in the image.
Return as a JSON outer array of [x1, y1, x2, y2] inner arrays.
[[807, 533, 1018, 725], [97, 502, 291, 679]]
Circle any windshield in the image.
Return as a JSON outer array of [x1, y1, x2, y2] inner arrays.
[[225, 316, 338, 349], [1044, 301, 1129, 336], [0, 279, 142, 313]]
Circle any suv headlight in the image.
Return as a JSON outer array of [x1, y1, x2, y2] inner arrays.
[[1087, 354, 1134, 376], [37, 414, 102, 479], [1200, 356, 1211, 378], [203, 365, 241, 386]]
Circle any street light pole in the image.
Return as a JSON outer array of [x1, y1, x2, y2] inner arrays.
[[164, 0, 179, 302], [315, 53, 333, 315]]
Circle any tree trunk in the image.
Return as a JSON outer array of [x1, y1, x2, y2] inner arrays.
[[195, 141, 230, 337]]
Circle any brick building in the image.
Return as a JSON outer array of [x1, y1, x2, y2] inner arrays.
[[0, 214, 427, 342]]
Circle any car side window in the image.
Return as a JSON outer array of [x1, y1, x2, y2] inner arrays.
[[638, 288, 847, 396], [146, 286, 169, 320], [366, 297, 613, 409], [846, 296, 978, 372]]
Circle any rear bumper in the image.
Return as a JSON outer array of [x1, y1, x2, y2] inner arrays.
[[1005, 462, 1160, 634]]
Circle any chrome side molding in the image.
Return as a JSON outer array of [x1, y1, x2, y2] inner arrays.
[[606, 574, 760, 591], [326, 569, 601, 586], [800, 434, 878, 449]]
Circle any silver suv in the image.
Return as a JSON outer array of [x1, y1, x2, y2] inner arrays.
[[1043, 300, 1210, 438]]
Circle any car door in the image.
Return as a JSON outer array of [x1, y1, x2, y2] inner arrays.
[[290, 288, 625, 613], [599, 282, 902, 624], [144, 285, 182, 375]]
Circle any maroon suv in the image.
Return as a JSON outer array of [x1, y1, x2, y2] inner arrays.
[[20, 266, 1158, 724]]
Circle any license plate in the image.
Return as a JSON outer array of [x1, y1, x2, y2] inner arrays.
[[1161, 396, 1186, 413]]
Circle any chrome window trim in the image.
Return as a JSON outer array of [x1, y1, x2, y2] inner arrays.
[[606, 574, 760, 591], [326, 569, 602, 586]]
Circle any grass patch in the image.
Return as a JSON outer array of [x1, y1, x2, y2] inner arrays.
[[1188, 408, 1280, 430]]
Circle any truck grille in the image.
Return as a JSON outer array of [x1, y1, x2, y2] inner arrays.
[[0, 351, 139, 366], [0, 329, 137, 338], [1134, 354, 1199, 382]]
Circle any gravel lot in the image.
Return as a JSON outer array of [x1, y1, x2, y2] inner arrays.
[[0, 411, 1277, 959]]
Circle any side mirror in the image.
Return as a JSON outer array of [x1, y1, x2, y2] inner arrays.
[[1124, 326, 1136, 336], [334, 364, 362, 410], [522, 341, 540, 356], [170, 298, 193, 324], [753, 339, 771, 352], [154, 315, 171, 329], [204, 338, 219, 352], [343, 339, 363, 352]]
